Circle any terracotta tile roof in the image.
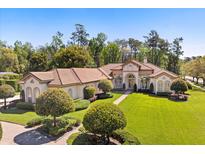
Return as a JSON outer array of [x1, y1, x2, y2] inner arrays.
[[100, 63, 122, 74], [130, 60, 153, 71], [21, 68, 110, 86]]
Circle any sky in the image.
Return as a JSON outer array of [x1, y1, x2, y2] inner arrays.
[[0, 8, 205, 57]]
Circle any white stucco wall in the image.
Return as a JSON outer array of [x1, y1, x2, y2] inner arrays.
[[122, 63, 139, 89], [22, 77, 48, 103]]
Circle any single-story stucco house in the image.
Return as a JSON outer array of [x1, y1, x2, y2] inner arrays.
[[20, 59, 178, 103]]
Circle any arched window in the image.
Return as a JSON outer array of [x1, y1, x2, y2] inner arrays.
[[157, 80, 163, 92], [68, 88, 73, 98], [165, 80, 171, 92], [26, 87, 32, 103], [34, 87, 40, 101]]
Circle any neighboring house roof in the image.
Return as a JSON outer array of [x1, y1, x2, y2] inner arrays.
[[21, 68, 110, 87]]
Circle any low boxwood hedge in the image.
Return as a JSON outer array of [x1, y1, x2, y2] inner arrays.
[[16, 102, 35, 111], [156, 92, 172, 96], [111, 129, 140, 145], [96, 93, 113, 99], [74, 99, 90, 111], [26, 117, 45, 127]]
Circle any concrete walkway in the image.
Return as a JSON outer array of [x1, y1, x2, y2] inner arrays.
[[0, 121, 81, 145], [0, 121, 32, 145], [113, 91, 131, 105]]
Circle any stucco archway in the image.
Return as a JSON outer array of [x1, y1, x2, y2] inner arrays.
[[125, 74, 136, 89]]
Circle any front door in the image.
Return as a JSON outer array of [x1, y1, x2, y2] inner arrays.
[[127, 74, 135, 89]]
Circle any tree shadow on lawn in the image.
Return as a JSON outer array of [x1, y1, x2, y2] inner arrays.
[[72, 133, 117, 145], [0, 107, 29, 114], [14, 127, 56, 145]]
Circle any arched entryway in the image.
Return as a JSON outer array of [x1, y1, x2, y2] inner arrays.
[[126, 74, 136, 89]]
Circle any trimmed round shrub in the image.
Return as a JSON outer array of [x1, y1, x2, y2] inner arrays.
[[98, 79, 113, 94], [74, 99, 90, 111], [83, 103, 127, 144], [83, 86, 96, 99], [16, 102, 34, 111], [20, 90, 25, 102], [36, 88, 75, 127], [111, 129, 140, 145], [0, 84, 15, 109], [171, 79, 188, 94], [5, 80, 18, 91]]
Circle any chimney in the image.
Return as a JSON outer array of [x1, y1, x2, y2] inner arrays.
[[143, 57, 147, 63]]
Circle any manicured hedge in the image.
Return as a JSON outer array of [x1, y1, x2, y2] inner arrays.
[[74, 99, 90, 111], [157, 92, 172, 96], [83, 86, 96, 99], [26, 117, 45, 127], [0, 79, 5, 86], [96, 93, 113, 99], [16, 102, 35, 111], [111, 129, 140, 145], [0, 74, 20, 80]]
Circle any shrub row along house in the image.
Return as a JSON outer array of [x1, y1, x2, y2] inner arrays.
[[20, 59, 178, 103]]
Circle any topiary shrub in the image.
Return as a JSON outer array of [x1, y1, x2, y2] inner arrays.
[[36, 88, 75, 127], [5, 80, 18, 91], [0, 84, 15, 109], [171, 79, 188, 94], [74, 99, 90, 111], [149, 83, 154, 93], [186, 81, 192, 90], [96, 93, 113, 99], [83, 103, 127, 144], [123, 83, 126, 90], [111, 129, 140, 145], [83, 86, 96, 99], [98, 79, 113, 94], [16, 102, 34, 111]]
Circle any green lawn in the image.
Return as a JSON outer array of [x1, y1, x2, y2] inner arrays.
[[119, 89, 205, 144], [0, 92, 122, 125]]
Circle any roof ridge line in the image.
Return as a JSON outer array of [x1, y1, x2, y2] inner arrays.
[[98, 68, 111, 79], [55, 69, 63, 85], [71, 68, 83, 84]]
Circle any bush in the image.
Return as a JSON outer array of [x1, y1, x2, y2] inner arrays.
[[16, 102, 34, 111], [83, 86, 96, 99], [98, 79, 113, 94], [83, 103, 127, 144], [0, 79, 5, 86], [157, 92, 172, 96], [36, 88, 75, 127], [41, 116, 76, 136], [0, 74, 20, 80], [5, 80, 19, 91], [149, 83, 154, 93], [111, 129, 140, 145], [74, 99, 90, 111], [26, 117, 45, 127], [0, 84, 15, 109], [96, 93, 113, 99], [186, 81, 192, 90], [171, 79, 188, 94], [20, 90, 25, 102], [123, 83, 126, 90]]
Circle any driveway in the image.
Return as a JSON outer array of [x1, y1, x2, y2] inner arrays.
[[0, 95, 20, 107]]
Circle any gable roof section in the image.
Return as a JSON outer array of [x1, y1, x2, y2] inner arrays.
[[123, 60, 153, 71], [100, 63, 122, 74], [21, 68, 110, 86]]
